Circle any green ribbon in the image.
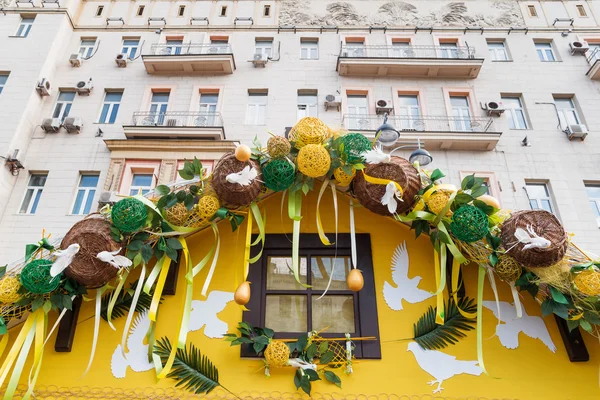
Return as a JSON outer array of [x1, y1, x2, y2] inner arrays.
[[0, 318, 6, 336], [25, 238, 54, 262], [214, 207, 245, 231], [477, 265, 489, 376], [289, 191, 309, 287], [248, 203, 266, 264]]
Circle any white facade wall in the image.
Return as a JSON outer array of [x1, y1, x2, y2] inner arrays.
[[1, 0, 600, 260]]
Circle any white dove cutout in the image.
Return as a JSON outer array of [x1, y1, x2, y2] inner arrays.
[[226, 166, 258, 186], [381, 182, 403, 214], [111, 310, 154, 378], [512, 225, 551, 251], [188, 291, 235, 338], [361, 147, 391, 164], [383, 242, 433, 310], [482, 300, 556, 352], [407, 342, 483, 394], [96, 248, 132, 269], [50, 243, 80, 277]]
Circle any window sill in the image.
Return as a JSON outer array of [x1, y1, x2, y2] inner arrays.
[[491, 59, 513, 62], [8, 36, 27, 39], [14, 213, 36, 216], [540, 60, 562, 63], [509, 127, 531, 131]]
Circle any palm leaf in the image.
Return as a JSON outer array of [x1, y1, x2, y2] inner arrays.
[[100, 280, 156, 321], [413, 296, 476, 350], [154, 337, 235, 396]]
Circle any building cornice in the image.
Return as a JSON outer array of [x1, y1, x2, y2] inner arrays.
[[103, 139, 237, 153]]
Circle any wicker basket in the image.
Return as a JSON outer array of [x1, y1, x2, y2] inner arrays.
[[353, 156, 420, 216], [61, 215, 122, 288], [212, 152, 262, 208], [501, 210, 567, 268]]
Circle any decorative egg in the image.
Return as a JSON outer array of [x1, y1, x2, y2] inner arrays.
[[477, 194, 501, 209], [347, 269, 364, 292], [235, 144, 252, 162], [234, 281, 251, 305], [436, 183, 458, 193]]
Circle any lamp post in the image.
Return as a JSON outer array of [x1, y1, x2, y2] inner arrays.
[[374, 113, 400, 147], [375, 115, 433, 166]]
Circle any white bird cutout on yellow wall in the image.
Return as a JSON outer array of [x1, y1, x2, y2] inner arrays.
[[96, 249, 132, 269], [50, 244, 80, 277], [226, 166, 258, 186]]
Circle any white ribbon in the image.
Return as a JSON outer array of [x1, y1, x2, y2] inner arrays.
[[201, 222, 221, 296], [316, 181, 338, 300], [349, 198, 357, 269], [121, 264, 146, 358], [81, 290, 102, 378], [509, 282, 523, 318]]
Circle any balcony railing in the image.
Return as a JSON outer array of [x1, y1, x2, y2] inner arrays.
[[342, 114, 493, 133], [339, 45, 477, 60], [146, 43, 232, 56], [130, 111, 223, 128]]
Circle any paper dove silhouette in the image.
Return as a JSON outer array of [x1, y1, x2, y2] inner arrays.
[[512, 225, 551, 250], [383, 242, 433, 310], [96, 248, 132, 269], [50, 243, 80, 277], [226, 166, 257, 186], [189, 290, 235, 338], [111, 311, 154, 378], [361, 147, 391, 164], [482, 300, 556, 352], [407, 342, 482, 394], [381, 182, 403, 214]]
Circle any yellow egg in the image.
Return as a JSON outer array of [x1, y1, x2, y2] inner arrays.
[[436, 183, 458, 193], [478, 194, 501, 209], [235, 144, 252, 162], [347, 269, 364, 292], [234, 281, 251, 305]]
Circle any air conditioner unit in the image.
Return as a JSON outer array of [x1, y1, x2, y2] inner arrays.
[[98, 191, 119, 207], [115, 53, 128, 67], [75, 79, 93, 95], [375, 99, 393, 115], [570, 41, 589, 55], [69, 53, 82, 67], [208, 46, 220, 54], [481, 101, 505, 116], [566, 124, 588, 140], [324, 94, 342, 111], [252, 53, 268, 67], [36, 79, 51, 97], [63, 117, 83, 134], [41, 118, 61, 133]]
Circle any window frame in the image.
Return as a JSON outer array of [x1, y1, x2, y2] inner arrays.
[[129, 173, 154, 196], [70, 174, 100, 215], [246, 92, 268, 125], [220, 6, 227, 16], [95, 5, 104, 17], [263, 5, 271, 17], [0, 73, 8, 95], [553, 96, 582, 128], [501, 95, 529, 130], [98, 90, 123, 124], [16, 17, 35, 37], [52, 91, 76, 122], [300, 38, 319, 60], [177, 5, 186, 17], [525, 182, 555, 214], [136, 5, 145, 17], [576, 4, 588, 17], [584, 183, 600, 226], [528, 5, 538, 17], [19, 173, 47, 215], [118, 161, 159, 195], [535, 41, 557, 62], [79, 38, 97, 59], [121, 38, 140, 59], [487, 40, 510, 61], [297, 91, 318, 120], [255, 39, 273, 58], [242, 233, 381, 359]]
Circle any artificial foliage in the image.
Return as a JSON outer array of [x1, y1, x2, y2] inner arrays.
[[99, 280, 156, 321], [450, 205, 490, 243], [338, 132, 371, 164], [263, 158, 296, 192], [111, 197, 148, 233], [20, 259, 60, 294]]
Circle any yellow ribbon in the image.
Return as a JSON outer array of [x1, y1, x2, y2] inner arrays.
[[433, 246, 446, 325], [316, 178, 335, 246], [24, 310, 46, 399], [192, 222, 218, 277], [149, 256, 172, 322], [81, 288, 104, 377], [288, 191, 309, 288], [201, 222, 221, 296], [4, 316, 36, 400], [0, 313, 35, 388], [362, 172, 404, 197], [248, 202, 266, 264], [451, 259, 477, 319], [107, 269, 129, 331], [477, 265, 489, 376], [243, 203, 253, 283], [122, 264, 146, 356], [0, 333, 9, 361]]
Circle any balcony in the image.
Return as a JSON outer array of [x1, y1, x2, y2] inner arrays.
[[586, 48, 600, 80], [142, 44, 235, 75], [122, 112, 225, 140], [341, 114, 501, 151], [337, 45, 483, 78]]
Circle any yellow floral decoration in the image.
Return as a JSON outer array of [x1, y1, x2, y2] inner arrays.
[[334, 167, 356, 186], [297, 144, 331, 178]]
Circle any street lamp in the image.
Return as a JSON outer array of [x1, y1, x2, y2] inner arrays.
[[389, 139, 433, 167], [375, 113, 400, 147], [375, 115, 433, 166]]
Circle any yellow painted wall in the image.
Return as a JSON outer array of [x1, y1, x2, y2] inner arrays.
[[23, 190, 600, 398]]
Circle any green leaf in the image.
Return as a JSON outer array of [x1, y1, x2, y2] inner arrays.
[[295, 334, 308, 353], [430, 169, 445, 182], [461, 174, 475, 190], [167, 238, 183, 250], [550, 286, 569, 305], [470, 186, 489, 198], [580, 319, 593, 333], [541, 299, 554, 317], [305, 343, 317, 361], [0, 265, 6, 280], [453, 193, 474, 207], [156, 195, 169, 210], [324, 370, 342, 388], [253, 336, 270, 345], [317, 341, 328, 354], [473, 200, 496, 216], [42, 300, 52, 313], [62, 294, 73, 310], [262, 327, 274, 338], [141, 244, 154, 264], [294, 370, 302, 389], [438, 230, 451, 245], [553, 303, 569, 320], [127, 240, 144, 251], [31, 296, 44, 312], [304, 368, 320, 382], [583, 311, 600, 325], [489, 252, 498, 267], [165, 247, 178, 262], [176, 191, 187, 202], [301, 183, 309, 195], [155, 185, 170, 196], [253, 342, 266, 354], [300, 375, 311, 395], [319, 351, 335, 365], [566, 319, 580, 332], [166, 196, 179, 209], [184, 194, 195, 211], [133, 253, 143, 268], [189, 185, 200, 196]]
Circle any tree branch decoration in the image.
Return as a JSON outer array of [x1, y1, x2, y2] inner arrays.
[[100, 280, 156, 321]]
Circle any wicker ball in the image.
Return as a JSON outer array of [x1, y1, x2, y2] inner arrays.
[[197, 195, 220, 219], [263, 158, 296, 192], [111, 198, 148, 233], [61, 215, 122, 288], [165, 203, 191, 227], [185, 207, 208, 229], [339, 133, 371, 164], [0, 276, 22, 304], [428, 192, 451, 216], [20, 259, 60, 294], [288, 117, 331, 148], [297, 144, 331, 178], [212, 153, 263, 207], [450, 205, 489, 243], [501, 210, 567, 268], [264, 340, 290, 368], [574, 270, 600, 296], [267, 136, 291, 158], [495, 256, 522, 282], [353, 156, 421, 216], [334, 167, 356, 186]]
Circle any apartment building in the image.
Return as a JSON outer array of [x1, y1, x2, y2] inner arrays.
[[0, 0, 600, 261]]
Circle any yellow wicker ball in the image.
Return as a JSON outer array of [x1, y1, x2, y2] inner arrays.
[[288, 117, 331, 148], [164, 203, 191, 227], [334, 167, 356, 186], [197, 195, 220, 219], [185, 207, 207, 229], [297, 144, 331, 178], [427, 192, 451, 216], [264, 340, 290, 368], [267, 136, 291, 158], [574, 270, 600, 296], [0, 276, 22, 304], [495, 256, 522, 282]]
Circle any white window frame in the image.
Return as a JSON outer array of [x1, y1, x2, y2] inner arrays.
[[177, 5, 185, 17], [121, 38, 140, 59], [535, 42, 556, 62], [346, 94, 369, 130], [129, 173, 155, 196], [246, 93, 268, 125], [439, 42, 459, 58], [528, 5, 538, 17], [95, 5, 104, 17], [79, 38, 97, 59], [397, 94, 421, 130], [502, 96, 528, 130], [584, 184, 600, 226], [487, 40, 509, 61], [98, 91, 123, 124], [220, 6, 227, 16], [19, 173, 47, 214], [71, 174, 99, 215], [52, 91, 75, 122], [450, 95, 472, 131], [136, 5, 145, 16], [16, 17, 34, 37], [300, 40, 319, 60], [525, 183, 555, 213], [554, 96, 581, 128], [0, 74, 8, 95], [297, 93, 318, 120], [255, 40, 273, 58]]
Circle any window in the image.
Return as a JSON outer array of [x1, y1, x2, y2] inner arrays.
[[450, 95, 471, 131], [255, 39, 273, 58], [79, 38, 96, 58], [71, 174, 99, 215], [148, 91, 170, 125], [487, 41, 509, 61], [98, 91, 123, 124], [300, 39, 319, 60], [345, 39, 365, 56], [528, 5, 538, 17], [264, 5, 271, 16], [198, 92, 219, 126], [397, 94, 421, 130], [554, 96, 581, 128], [165, 39, 183, 55], [19, 174, 47, 214], [346, 94, 368, 130], [391, 41, 411, 57], [526, 183, 554, 213], [585, 184, 600, 225], [588, 42, 600, 62], [95, 5, 104, 17], [52, 91, 76, 122], [178, 5, 185, 16], [535, 42, 556, 62], [121, 38, 140, 59], [460, 172, 500, 200], [136, 5, 145, 16], [577, 4, 587, 17], [210, 38, 229, 54], [129, 174, 154, 196], [16, 17, 35, 37], [243, 234, 381, 358], [297, 92, 318, 120], [439, 41, 459, 58], [220, 6, 227, 16], [246, 92, 268, 125], [502, 96, 528, 129], [0, 74, 8, 94]]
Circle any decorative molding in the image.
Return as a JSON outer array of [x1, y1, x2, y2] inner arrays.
[[158, 159, 177, 185], [104, 158, 125, 192]]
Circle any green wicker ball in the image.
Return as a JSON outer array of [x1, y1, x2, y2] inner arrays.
[[340, 133, 371, 164], [111, 198, 148, 233], [20, 259, 61, 294], [263, 158, 296, 192], [450, 205, 490, 243]]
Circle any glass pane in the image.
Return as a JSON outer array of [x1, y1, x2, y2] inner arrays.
[[450, 96, 469, 107], [502, 97, 521, 108], [300, 48, 307, 58], [248, 94, 267, 105], [151, 92, 170, 102], [29, 174, 47, 187], [267, 256, 307, 290], [81, 39, 96, 46], [529, 199, 539, 210], [83, 189, 95, 214], [109, 104, 119, 123], [398, 95, 419, 106], [166, 39, 183, 45], [515, 109, 527, 129], [265, 295, 307, 332], [585, 186, 600, 198], [311, 256, 351, 290], [72, 190, 85, 214], [541, 199, 553, 212], [123, 39, 139, 46], [105, 92, 123, 102], [52, 103, 63, 119], [200, 94, 218, 104], [58, 91, 76, 101], [80, 175, 99, 187], [526, 184, 549, 198], [132, 174, 153, 186], [99, 104, 110, 123], [20, 189, 34, 213], [0, 75, 7, 85], [298, 94, 317, 106], [312, 295, 355, 333], [590, 201, 600, 217], [30, 190, 43, 214], [347, 95, 367, 107]]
